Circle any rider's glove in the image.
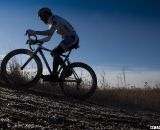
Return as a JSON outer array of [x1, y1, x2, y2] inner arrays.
[[26, 29, 36, 36]]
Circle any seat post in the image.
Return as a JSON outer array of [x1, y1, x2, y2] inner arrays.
[[60, 50, 72, 60]]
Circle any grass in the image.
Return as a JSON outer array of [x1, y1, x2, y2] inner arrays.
[[90, 87, 160, 111], [0, 60, 160, 111]]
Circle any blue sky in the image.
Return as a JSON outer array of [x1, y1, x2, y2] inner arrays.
[[0, 0, 160, 86]]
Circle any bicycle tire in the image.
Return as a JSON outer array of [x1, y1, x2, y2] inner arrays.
[[60, 62, 97, 100], [1, 49, 43, 89]]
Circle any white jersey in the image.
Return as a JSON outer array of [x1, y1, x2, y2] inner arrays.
[[48, 15, 76, 39]]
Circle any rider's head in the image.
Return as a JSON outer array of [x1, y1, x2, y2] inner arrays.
[[38, 8, 53, 24]]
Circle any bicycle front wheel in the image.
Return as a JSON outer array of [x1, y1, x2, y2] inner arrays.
[[1, 49, 42, 88], [60, 62, 97, 100]]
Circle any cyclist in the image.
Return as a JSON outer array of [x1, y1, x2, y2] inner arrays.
[[26, 8, 79, 81]]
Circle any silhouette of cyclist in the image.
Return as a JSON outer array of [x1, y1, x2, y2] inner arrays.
[[26, 8, 79, 81]]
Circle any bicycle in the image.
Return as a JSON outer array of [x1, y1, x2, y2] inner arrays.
[[1, 34, 97, 99]]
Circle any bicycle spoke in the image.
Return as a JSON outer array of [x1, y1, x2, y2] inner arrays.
[[60, 62, 97, 99], [1, 49, 42, 87], [6, 54, 38, 84]]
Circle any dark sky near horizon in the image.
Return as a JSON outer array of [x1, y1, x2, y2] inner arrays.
[[55, 0, 160, 17]]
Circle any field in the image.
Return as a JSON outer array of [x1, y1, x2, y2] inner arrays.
[[91, 86, 160, 112], [0, 62, 160, 129], [0, 85, 160, 129]]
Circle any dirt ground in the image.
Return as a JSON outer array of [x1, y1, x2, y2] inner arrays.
[[0, 86, 160, 130]]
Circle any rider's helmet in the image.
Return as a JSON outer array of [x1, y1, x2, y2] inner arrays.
[[38, 8, 52, 24]]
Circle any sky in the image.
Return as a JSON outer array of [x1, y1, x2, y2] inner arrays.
[[0, 0, 160, 86]]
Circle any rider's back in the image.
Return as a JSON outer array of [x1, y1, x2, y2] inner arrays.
[[49, 15, 77, 39]]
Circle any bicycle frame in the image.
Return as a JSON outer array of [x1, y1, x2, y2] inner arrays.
[[21, 43, 72, 75]]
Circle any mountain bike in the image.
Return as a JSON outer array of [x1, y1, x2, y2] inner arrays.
[[1, 34, 97, 99]]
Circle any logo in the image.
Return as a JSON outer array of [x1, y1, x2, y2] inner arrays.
[[150, 126, 160, 130]]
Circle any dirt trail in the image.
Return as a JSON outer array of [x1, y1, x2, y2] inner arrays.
[[0, 86, 160, 130]]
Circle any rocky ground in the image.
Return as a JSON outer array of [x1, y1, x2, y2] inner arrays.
[[0, 86, 160, 130]]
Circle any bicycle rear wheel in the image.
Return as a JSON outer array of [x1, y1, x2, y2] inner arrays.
[[60, 62, 97, 100], [1, 49, 42, 88]]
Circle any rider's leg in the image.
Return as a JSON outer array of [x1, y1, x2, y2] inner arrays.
[[59, 35, 77, 77], [41, 46, 64, 81], [57, 34, 79, 77], [52, 45, 66, 73], [53, 54, 64, 73], [41, 34, 78, 81]]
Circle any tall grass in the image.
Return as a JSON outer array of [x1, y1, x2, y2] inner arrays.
[[90, 71, 160, 111], [91, 86, 160, 111], [0, 60, 160, 111], [0, 58, 39, 85]]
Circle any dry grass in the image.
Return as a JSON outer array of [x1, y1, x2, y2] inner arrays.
[[90, 87, 160, 111], [0, 60, 160, 111]]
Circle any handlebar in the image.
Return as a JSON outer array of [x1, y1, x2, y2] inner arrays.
[[25, 34, 43, 51]]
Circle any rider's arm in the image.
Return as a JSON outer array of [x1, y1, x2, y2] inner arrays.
[[35, 30, 53, 36], [38, 35, 52, 43], [35, 24, 56, 35], [35, 25, 56, 43]]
